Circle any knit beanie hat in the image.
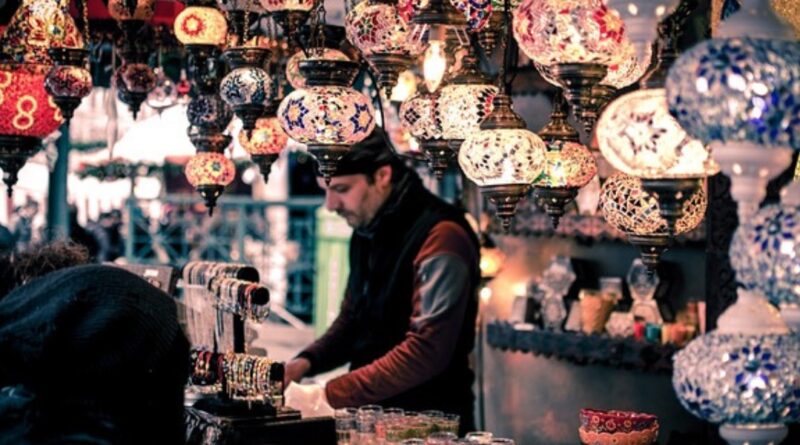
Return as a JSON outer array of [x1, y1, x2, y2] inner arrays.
[[316, 127, 398, 177], [0, 264, 189, 444]]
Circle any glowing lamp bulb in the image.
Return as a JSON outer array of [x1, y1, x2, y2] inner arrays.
[[423, 41, 447, 93]]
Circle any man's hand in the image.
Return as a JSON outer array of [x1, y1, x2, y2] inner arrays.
[[284, 357, 312, 387]]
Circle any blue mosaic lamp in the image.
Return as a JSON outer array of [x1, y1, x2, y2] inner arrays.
[[672, 288, 800, 445], [730, 181, 800, 331], [665, 0, 799, 221]]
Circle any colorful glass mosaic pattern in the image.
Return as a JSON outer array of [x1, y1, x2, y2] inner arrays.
[[534, 141, 597, 188], [673, 333, 800, 424], [0, 64, 63, 137], [278, 86, 376, 146], [731, 204, 800, 306], [259, 0, 315, 13], [666, 37, 800, 149], [220, 66, 271, 107], [399, 92, 442, 140], [459, 128, 547, 186], [438, 84, 498, 140], [0, 0, 84, 65], [185, 152, 236, 187], [346, 1, 420, 57], [119, 63, 157, 94], [174, 6, 228, 46], [45, 65, 92, 99], [188, 94, 234, 131], [600, 173, 706, 236], [238, 117, 288, 155], [598, 89, 718, 179], [513, 0, 626, 66]]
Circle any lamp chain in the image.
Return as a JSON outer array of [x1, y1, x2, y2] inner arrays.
[[310, 1, 327, 49], [244, 0, 253, 44], [81, 0, 90, 46], [498, 0, 511, 94]]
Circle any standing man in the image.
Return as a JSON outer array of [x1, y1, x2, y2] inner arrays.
[[285, 129, 481, 433]]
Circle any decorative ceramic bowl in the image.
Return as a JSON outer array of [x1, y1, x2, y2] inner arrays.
[[579, 425, 659, 445], [579, 409, 658, 434]]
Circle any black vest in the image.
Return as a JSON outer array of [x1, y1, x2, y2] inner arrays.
[[345, 166, 479, 419]]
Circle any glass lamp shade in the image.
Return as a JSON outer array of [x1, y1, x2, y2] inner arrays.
[[0, 0, 84, 65], [108, 0, 156, 21], [187, 94, 234, 132], [44, 65, 92, 100], [597, 89, 718, 179], [452, 0, 493, 31], [400, 92, 443, 140], [238, 116, 288, 156], [346, 1, 419, 57], [773, 0, 800, 36], [666, 38, 800, 150], [119, 63, 157, 94], [673, 289, 800, 445], [512, 0, 626, 66], [600, 172, 706, 236], [534, 141, 597, 189], [438, 84, 498, 141], [185, 152, 236, 187], [286, 48, 350, 90], [278, 86, 376, 146], [459, 128, 547, 187], [174, 6, 229, 46], [730, 203, 800, 307], [220, 66, 271, 108], [259, 0, 315, 13], [0, 65, 62, 138], [605, 1, 680, 64], [146, 67, 178, 113]]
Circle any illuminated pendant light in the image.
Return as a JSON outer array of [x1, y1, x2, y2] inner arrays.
[[278, 59, 375, 184], [666, 0, 799, 222], [261, 0, 316, 36], [605, 1, 681, 64], [513, 0, 626, 134], [439, 41, 498, 155], [345, 0, 418, 96], [110, 0, 157, 119], [45, 0, 93, 124], [175, 0, 229, 94], [238, 101, 288, 182], [533, 93, 597, 228], [400, 89, 450, 179], [286, 47, 350, 90], [185, 131, 236, 215], [220, 46, 272, 134], [0, 0, 71, 195], [410, 0, 471, 94], [598, 6, 718, 235], [600, 172, 706, 271]]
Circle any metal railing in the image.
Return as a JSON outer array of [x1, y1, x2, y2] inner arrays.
[[124, 195, 324, 320]]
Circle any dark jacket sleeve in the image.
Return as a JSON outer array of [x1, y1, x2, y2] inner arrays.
[[297, 287, 358, 375], [324, 221, 477, 407]]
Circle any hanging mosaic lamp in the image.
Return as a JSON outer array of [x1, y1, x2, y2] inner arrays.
[[459, 93, 547, 231], [730, 181, 800, 331], [175, 0, 229, 86], [408, 0, 471, 94], [599, 172, 706, 271], [400, 89, 449, 178], [438, 41, 498, 155], [186, 126, 236, 214], [108, 0, 156, 58], [0, 0, 71, 196], [666, 0, 800, 222], [146, 66, 178, 115], [345, 0, 418, 96], [45, 0, 93, 123], [220, 46, 272, 134], [260, 0, 316, 35], [533, 93, 597, 229], [187, 93, 234, 133], [238, 101, 288, 182], [278, 59, 375, 184], [513, 0, 626, 135], [673, 286, 800, 445]]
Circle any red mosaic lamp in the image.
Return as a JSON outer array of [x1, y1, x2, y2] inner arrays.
[[238, 101, 288, 182], [185, 130, 236, 215]]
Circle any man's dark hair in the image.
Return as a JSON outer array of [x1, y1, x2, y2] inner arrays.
[[0, 241, 90, 299]]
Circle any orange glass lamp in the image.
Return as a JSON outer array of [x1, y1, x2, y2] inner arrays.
[[174, 1, 229, 47], [260, 0, 316, 35], [185, 150, 236, 215], [600, 172, 706, 271], [533, 93, 597, 228], [238, 103, 288, 182]]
